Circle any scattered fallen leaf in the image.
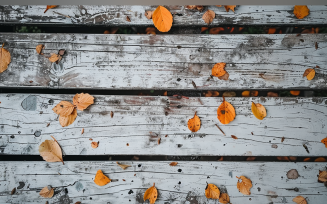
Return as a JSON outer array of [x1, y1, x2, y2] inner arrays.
[[321, 138, 327, 148], [316, 65, 320, 68], [39, 136, 64, 164], [287, 169, 299, 179], [209, 27, 224, 34], [152, 6, 173, 32], [268, 28, 276, 34], [217, 97, 236, 125], [315, 157, 326, 162], [40, 186, 54, 198], [11, 188, 16, 195], [201, 27, 209, 32], [251, 91, 259, 97], [293, 5, 309, 19], [0, 43, 11, 73], [36, 44, 44, 55], [218, 156, 223, 161], [186, 5, 204, 11], [277, 156, 289, 161], [281, 137, 285, 142], [223, 91, 236, 97], [126, 143, 129, 146], [267, 92, 278, 97], [81, 128, 84, 135], [236, 176, 252, 195], [145, 11, 154, 19], [218, 72, 229, 80], [212, 63, 226, 77], [202, 10, 215, 25], [318, 171, 327, 182], [146, 27, 156, 35], [301, 28, 314, 34], [303, 158, 310, 162], [157, 138, 161, 145], [224, 5, 236, 12], [91, 141, 99, 148], [292, 196, 307, 204], [169, 162, 178, 166], [242, 91, 250, 97], [73, 93, 94, 111], [315, 42, 318, 50], [48, 54, 59, 63], [44, 5, 57, 13], [216, 5, 222, 7], [144, 183, 158, 204], [52, 101, 74, 116], [251, 102, 267, 120], [192, 80, 197, 88], [59, 108, 77, 127], [290, 91, 300, 96], [187, 112, 201, 132], [219, 193, 230, 203], [231, 135, 238, 139], [290, 157, 297, 162], [303, 68, 315, 80], [94, 170, 111, 186], [163, 91, 167, 96], [110, 111, 114, 118], [205, 184, 220, 199], [203, 91, 219, 97], [116, 161, 131, 170], [246, 157, 256, 161]]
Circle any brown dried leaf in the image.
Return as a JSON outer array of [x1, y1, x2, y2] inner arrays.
[[169, 162, 178, 166], [315, 42, 318, 50], [218, 156, 223, 161], [146, 27, 156, 35], [52, 101, 74, 116], [143, 183, 157, 204], [75, 202, 81, 204], [205, 183, 220, 199], [0, 44, 11, 73], [231, 135, 238, 139], [36, 44, 44, 55], [59, 108, 77, 127], [40, 186, 54, 198], [145, 11, 154, 19], [73, 93, 94, 111], [219, 193, 230, 203], [224, 5, 236, 12], [11, 188, 16, 195], [91, 141, 99, 149], [222, 91, 236, 97], [281, 137, 285, 142], [44, 5, 57, 13], [116, 161, 131, 170], [246, 157, 256, 161], [277, 156, 289, 161], [292, 196, 307, 204], [315, 157, 327, 162], [157, 138, 161, 145], [303, 158, 310, 162], [202, 10, 215, 25], [48, 54, 59, 63], [218, 72, 229, 80], [318, 171, 327, 183], [39, 136, 64, 164], [303, 68, 315, 80], [110, 111, 114, 118], [290, 157, 297, 161], [126, 16, 131, 22], [236, 176, 252, 195], [267, 92, 278, 97], [186, 5, 197, 10]]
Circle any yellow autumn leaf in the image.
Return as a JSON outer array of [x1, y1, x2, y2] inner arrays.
[[292, 196, 307, 204], [303, 68, 315, 80], [52, 101, 75, 116], [251, 102, 267, 120], [152, 6, 173, 32], [293, 6, 309, 19], [144, 183, 158, 204], [219, 193, 230, 203], [205, 183, 220, 199], [187, 112, 201, 132]]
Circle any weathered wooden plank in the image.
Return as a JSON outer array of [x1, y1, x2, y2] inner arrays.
[[0, 94, 326, 156], [0, 161, 326, 204], [0, 33, 326, 90], [1, 5, 327, 26]]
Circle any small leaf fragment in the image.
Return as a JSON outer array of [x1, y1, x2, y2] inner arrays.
[[94, 170, 111, 186], [145, 11, 154, 19], [315, 42, 318, 50], [303, 68, 315, 80], [236, 176, 252, 195], [52, 101, 75, 116], [205, 183, 220, 199], [144, 183, 158, 204], [224, 5, 236, 12], [251, 102, 267, 120], [36, 44, 44, 55], [293, 5, 309, 19], [59, 108, 77, 127], [110, 111, 114, 118], [44, 5, 57, 13], [187, 112, 201, 132], [318, 170, 327, 183], [169, 162, 178, 166], [152, 6, 173, 32], [303, 158, 310, 162], [217, 97, 236, 125], [39, 186, 54, 198], [126, 16, 131, 22], [222, 91, 236, 97], [321, 138, 327, 148], [246, 157, 256, 161], [116, 161, 131, 170], [48, 54, 59, 63], [81, 128, 84, 135], [0, 44, 11, 73], [219, 193, 230, 203], [287, 169, 299, 179], [231, 135, 238, 139], [292, 196, 307, 204], [11, 188, 16, 195], [73, 93, 94, 111], [91, 141, 99, 149], [202, 10, 215, 25], [39, 136, 64, 164]]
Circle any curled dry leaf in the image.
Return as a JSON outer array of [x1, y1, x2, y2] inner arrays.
[[187, 112, 201, 132], [152, 6, 173, 32], [292, 196, 307, 204], [236, 176, 252, 195], [267, 92, 278, 97], [293, 5, 309, 19], [277, 156, 290, 161], [290, 91, 300, 96], [303, 68, 315, 80], [219, 193, 230, 204], [36, 44, 44, 55], [91, 141, 99, 148], [0, 44, 11, 73], [44, 5, 57, 13], [205, 183, 220, 199], [52, 101, 75, 116], [321, 138, 327, 148], [246, 157, 256, 161], [224, 5, 236, 12], [116, 161, 131, 170], [315, 157, 327, 162], [73, 93, 94, 111], [94, 170, 111, 186], [287, 169, 299, 179], [110, 111, 114, 118], [209, 27, 224, 34], [251, 102, 267, 120], [126, 16, 131, 22], [223, 91, 236, 97], [169, 162, 178, 166], [318, 171, 327, 183], [144, 183, 158, 204], [145, 11, 154, 19], [39, 186, 54, 198], [48, 54, 59, 63], [217, 97, 236, 125], [146, 27, 157, 35], [39, 136, 64, 164], [202, 10, 215, 25], [59, 108, 77, 127], [303, 158, 310, 162]]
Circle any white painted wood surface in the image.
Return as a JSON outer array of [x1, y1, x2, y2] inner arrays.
[[0, 33, 326, 90], [1, 5, 327, 26], [0, 161, 326, 204], [0, 94, 326, 156]]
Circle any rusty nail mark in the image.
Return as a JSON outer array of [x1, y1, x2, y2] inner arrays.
[[215, 124, 226, 136]]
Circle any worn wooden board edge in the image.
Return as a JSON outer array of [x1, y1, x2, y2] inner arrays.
[[0, 33, 326, 90], [0, 161, 326, 204], [1, 5, 327, 26], [0, 94, 326, 156]]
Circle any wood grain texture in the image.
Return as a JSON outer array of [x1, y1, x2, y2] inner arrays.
[[0, 33, 326, 90], [0, 161, 326, 204], [0, 94, 326, 156], [1, 5, 327, 26]]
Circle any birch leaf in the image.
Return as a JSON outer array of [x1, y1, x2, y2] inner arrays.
[[39, 186, 54, 198], [318, 170, 327, 183], [39, 136, 64, 164], [292, 196, 307, 204], [212, 63, 227, 77], [152, 6, 173, 32], [202, 10, 215, 24], [236, 176, 252, 195], [251, 102, 267, 120], [59, 108, 77, 127], [94, 170, 111, 186], [219, 193, 230, 204], [321, 138, 327, 148], [205, 183, 220, 199], [48, 54, 59, 63], [217, 97, 236, 124], [144, 183, 158, 204], [0, 44, 11, 73], [303, 68, 315, 80], [73, 93, 94, 111], [293, 5, 309, 19], [116, 161, 131, 170], [52, 101, 75, 116], [36, 44, 44, 55], [187, 112, 201, 132]]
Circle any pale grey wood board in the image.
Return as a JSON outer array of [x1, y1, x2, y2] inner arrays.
[[0, 94, 326, 156], [0, 33, 326, 90], [1, 5, 327, 26], [0, 161, 326, 204]]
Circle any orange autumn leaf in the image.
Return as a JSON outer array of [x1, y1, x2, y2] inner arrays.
[[201, 27, 208, 32], [231, 135, 238, 139], [292, 196, 307, 204], [303, 68, 315, 80], [290, 91, 300, 96], [267, 92, 279, 97], [59, 108, 77, 127], [44, 5, 57, 13], [251, 91, 259, 97], [219, 193, 230, 204], [143, 183, 158, 204], [224, 5, 236, 12], [293, 5, 309, 19], [48, 54, 59, 63], [169, 162, 178, 166], [52, 101, 75, 116], [242, 91, 250, 97], [212, 63, 226, 77], [0, 43, 11, 73], [315, 157, 327, 162], [318, 170, 327, 182], [217, 97, 236, 125], [321, 138, 327, 148], [39, 186, 54, 198], [39, 136, 64, 164], [303, 158, 311, 162], [251, 102, 267, 120], [209, 27, 224, 34], [268, 28, 276, 34], [205, 184, 220, 199], [94, 170, 111, 186], [187, 112, 201, 132], [91, 141, 99, 148], [277, 156, 290, 161], [152, 6, 173, 32], [202, 10, 215, 25], [246, 157, 256, 161], [36, 44, 44, 55], [73, 93, 94, 111], [236, 176, 252, 195]]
